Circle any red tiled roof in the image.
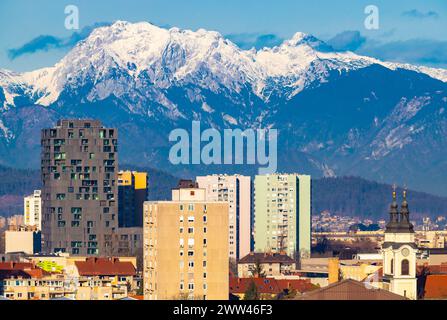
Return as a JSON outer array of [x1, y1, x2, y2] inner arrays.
[[75, 257, 136, 276], [0, 262, 48, 279], [0, 262, 34, 270], [424, 274, 447, 299], [229, 277, 313, 295]]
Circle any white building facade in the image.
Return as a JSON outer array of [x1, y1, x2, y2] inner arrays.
[[196, 174, 252, 261], [24, 190, 42, 230]]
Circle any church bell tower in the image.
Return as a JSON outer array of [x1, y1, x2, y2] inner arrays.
[[382, 187, 417, 300]]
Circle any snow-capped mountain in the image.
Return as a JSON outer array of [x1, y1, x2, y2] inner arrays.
[[1, 21, 447, 195]]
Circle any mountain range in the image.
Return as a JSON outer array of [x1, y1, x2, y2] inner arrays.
[[1, 21, 447, 195]]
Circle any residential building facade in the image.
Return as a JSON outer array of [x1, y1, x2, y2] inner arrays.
[[41, 119, 118, 256], [196, 174, 251, 261], [254, 174, 311, 257], [237, 252, 296, 278], [143, 181, 229, 300], [24, 190, 42, 230], [4, 225, 41, 255]]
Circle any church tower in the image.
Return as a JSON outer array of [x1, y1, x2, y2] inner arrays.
[[382, 188, 418, 299]]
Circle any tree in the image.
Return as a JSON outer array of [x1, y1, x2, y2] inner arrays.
[[252, 257, 265, 278], [243, 280, 259, 300], [229, 258, 238, 275]]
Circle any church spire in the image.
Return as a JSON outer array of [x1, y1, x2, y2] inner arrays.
[[399, 188, 414, 233], [385, 184, 400, 233]]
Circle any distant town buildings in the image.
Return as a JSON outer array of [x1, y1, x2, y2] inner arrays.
[[41, 120, 118, 256], [118, 171, 148, 228], [196, 174, 251, 261], [24, 190, 42, 230], [254, 174, 311, 258], [143, 180, 229, 300]]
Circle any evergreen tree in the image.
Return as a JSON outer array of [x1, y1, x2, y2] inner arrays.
[[243, 280, 259, 300]]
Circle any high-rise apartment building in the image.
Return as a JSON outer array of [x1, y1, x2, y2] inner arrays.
[[143, 181, 229, 300], [118, 171, 148, 228], [254, 174, 311, 258], [41, 119, 118, 256], [196, 174, 251, 261], [24, 190, 42, 230]]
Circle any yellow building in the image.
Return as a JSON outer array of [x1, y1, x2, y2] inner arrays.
[[118, 171, 148, 228], [143, 180, 229, 300]]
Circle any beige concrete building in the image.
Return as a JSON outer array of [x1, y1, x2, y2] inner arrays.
[[196, 174, 251, 261], [24, 190, 42, 230], [143, 181, 229, 300], [5, 225, 41, 254]]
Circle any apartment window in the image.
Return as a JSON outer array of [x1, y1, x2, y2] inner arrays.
[[180, 283, 184, 290], [56, 193, 66, 200], [179, 215, 184, 222], [188, 251, 194, 256], [188, 216, 194, 222], [203, 273, 207, 279], [188, 261, 194, 268], [203, 215, 207, 223], [188, 283, 194, 290], [188, 204, 194, 211], [188, 227, 194, 234]]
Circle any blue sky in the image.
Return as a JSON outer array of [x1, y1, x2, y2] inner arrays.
[[0, 0, 446, 71]]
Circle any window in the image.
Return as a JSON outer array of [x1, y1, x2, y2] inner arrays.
[[188, 227, 194, 234], [401, 259, 409, 275], [390, 259, 394, 274], [188, 216, 194, 222]]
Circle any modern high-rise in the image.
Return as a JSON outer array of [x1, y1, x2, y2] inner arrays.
[[254, 174, 311, 258], [41, 119, 118, 256], [24, 190, 42, 230], [143, 180, 229, 300], [118, 171, 148, 228], [196, 174, 251, 261]]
